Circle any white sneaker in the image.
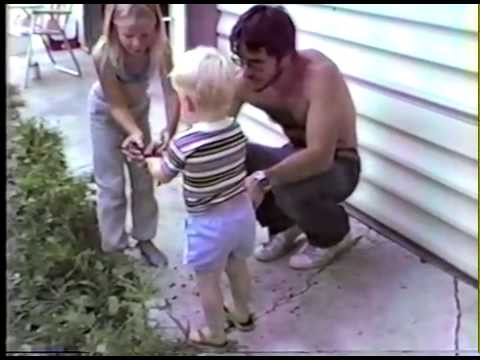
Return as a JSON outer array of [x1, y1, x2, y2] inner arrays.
[[254, 225, 304, 262], [289, 232, 358, 270]]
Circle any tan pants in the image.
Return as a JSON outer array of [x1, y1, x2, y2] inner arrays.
[[88, 83, 158, 252]]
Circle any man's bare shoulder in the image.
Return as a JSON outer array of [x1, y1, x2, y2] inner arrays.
[[300, 48, 336, 66], [300, 49, 342, 95]]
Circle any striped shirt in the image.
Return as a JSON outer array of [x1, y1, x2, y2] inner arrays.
[[161, 117, 248, 213]]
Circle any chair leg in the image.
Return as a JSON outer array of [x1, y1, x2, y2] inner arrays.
[[40, 34, 56, 65], [23, 35, 34, 89], [54, 28, 82, 77]]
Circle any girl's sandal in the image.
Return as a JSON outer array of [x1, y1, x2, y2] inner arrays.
[[189, 328, 228, 348]]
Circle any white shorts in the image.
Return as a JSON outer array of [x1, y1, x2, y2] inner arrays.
[[184, 192, 256, 273]]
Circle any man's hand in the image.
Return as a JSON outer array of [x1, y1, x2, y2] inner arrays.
[[245, 174, 266, 209], [121, 131, 145, 162]]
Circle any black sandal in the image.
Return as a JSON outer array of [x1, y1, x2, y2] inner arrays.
[[189, 328, 228, 348], [224, 305, 255, 332], [138, 241, 168, 268]]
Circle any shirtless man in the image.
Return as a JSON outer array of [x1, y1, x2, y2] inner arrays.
[[229, 5, 361, 270]]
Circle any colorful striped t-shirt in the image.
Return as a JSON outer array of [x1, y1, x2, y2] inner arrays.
[[161, 117, 248, 213]]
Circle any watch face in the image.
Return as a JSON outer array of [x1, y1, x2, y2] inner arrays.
[[254, 171, 265, 181], [254, 171, 269, 189], [253, 173, 261, 180]]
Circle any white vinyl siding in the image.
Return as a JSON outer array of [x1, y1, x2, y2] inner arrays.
[[216, 4, 478, 279]]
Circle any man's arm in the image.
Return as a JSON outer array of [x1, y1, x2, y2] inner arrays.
[[264, 65, 340, 187]]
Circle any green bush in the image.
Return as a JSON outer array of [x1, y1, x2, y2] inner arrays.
[[6, 86, 196, 356]]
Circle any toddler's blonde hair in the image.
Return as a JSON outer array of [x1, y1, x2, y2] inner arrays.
[[169, 46, 237, 118]]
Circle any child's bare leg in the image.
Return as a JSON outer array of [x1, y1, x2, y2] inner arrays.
[[195, 267, 226, 340], [225, 257, 251, 321]]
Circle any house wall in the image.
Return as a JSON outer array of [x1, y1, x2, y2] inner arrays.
[[216, 4, 478, 279], [186, 4, 219, 49]]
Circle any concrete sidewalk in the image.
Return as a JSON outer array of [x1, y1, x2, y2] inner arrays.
[[8, 50, 478, 356], [146, 178, 478, 356]]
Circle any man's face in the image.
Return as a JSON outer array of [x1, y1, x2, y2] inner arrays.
[[233, 44, 280, 91]]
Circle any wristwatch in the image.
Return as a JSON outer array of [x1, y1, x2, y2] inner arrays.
[[252, 170, 272, 193]]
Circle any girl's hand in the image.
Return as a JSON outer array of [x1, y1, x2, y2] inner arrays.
[[144, 128, 171, 158], [121, 131, 145, 162]]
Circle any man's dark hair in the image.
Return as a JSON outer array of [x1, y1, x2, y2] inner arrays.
[[229, 5, 296, 60]]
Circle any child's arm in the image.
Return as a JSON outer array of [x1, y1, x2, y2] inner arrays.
[[146, 157, 175, 185], [146, 135, 185, 185]]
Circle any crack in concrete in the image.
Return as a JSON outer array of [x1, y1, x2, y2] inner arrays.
[[255, 235, 363, 321], [453, 278, 461, 354], [256, 268, 323, 321], [149, 232, 366, 335]]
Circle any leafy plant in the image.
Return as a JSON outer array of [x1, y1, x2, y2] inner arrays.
[[6, 84, 196, 356]]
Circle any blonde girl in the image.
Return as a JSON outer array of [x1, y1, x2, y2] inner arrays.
[[88, 4, 179, 266]]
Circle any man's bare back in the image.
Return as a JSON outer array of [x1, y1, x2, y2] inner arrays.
[[237, 49, 357, 152]]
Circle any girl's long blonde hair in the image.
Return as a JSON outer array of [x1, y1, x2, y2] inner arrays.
[[94, 4, 173, 79]]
